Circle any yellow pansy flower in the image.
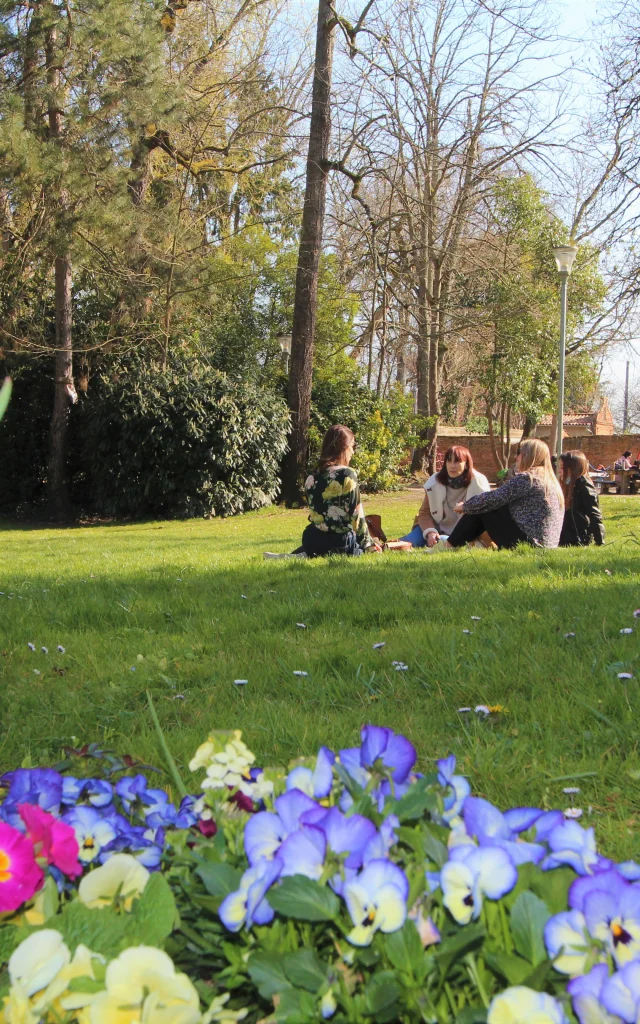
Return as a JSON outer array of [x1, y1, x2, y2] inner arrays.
[[78, 854, 149, 910]]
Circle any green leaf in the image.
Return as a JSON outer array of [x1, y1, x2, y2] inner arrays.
[[41, 876, 60, 921], [530, 867, 575, 916], [196, 861, 242, 898], [283, 949, 329, 993], [268, 875, 339, 922], [435, 922, 486, 977], [383, 920, 424, 975], [365, 970, 403, 1023], [130, 872, 177, 945], [423, 828, 449, 868], [392, 778, 439, 821], [55, 900, 130, 959], [484, 949, 532, 985], [67, 977, 105, 994], [455, 1007, 488, 1024], [247, 950, 293, 999], [0, 926, 21, 967], [274, 987, 317, 1023], [0, 378, 12, 423], [521, 957, 554, 992], [510, 891, 551, 966]]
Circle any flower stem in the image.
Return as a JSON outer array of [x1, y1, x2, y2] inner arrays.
[[146, 689, 188, 799]]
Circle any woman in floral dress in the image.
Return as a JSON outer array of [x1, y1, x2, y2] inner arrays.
[[301, 425, 381, 557]]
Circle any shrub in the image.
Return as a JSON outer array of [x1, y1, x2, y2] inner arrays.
[[310, 359, 418, 491], [81, 355, 290, 518]]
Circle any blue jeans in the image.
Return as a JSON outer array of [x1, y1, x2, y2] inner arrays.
[[399, 524, 427, 548]]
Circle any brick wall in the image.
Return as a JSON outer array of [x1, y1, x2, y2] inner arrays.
[[438, 434, 640, 480]]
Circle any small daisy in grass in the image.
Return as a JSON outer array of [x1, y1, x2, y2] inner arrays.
[[621, 628, 634, 634], [619, 672, 634, 680], [564, 807, 583, 819]]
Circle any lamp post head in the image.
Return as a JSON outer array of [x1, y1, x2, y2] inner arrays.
[[552, 244, 578, 275], [276, 333, 292, 355]]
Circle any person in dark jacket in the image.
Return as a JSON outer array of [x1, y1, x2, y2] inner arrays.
[[559, 450, 605, 547]]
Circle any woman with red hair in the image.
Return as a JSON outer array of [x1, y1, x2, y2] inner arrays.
[[400, 445, 491, 548]]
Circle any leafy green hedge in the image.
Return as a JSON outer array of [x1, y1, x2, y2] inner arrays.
[[80, 356, 290, 518]]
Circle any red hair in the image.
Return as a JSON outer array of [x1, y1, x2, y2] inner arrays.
[[436, 445, 474, 487]]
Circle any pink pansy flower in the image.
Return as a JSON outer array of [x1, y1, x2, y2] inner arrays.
[[0, 821, 44, 913], [18, 804, 82, 878]]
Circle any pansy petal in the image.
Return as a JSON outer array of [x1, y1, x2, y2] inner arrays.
[[278, 831, 325, 880], [286, 767, 314, 798], [601, 962, 640, 1023], [464, 797, 509, 842], [468, 846, 518, 900], [544, 910, 589, 975], [274, 790, 320, 834], [312, 747, 335, 798], [503, 807, 544, 834], [243, 812, 284, 865], [568, 964, 612, 1024]]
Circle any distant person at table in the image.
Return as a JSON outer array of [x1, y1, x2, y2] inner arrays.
[[399, 445, 491, 548], [445, 438, 564, 550], [615, 450, 633, 470], [558, 451, 604, 547]]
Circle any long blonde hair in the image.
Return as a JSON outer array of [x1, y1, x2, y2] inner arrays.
[[518, 439, 564, 510]]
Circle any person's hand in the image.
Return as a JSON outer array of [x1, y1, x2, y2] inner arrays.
[[368, 541, 383, 553], [425, 531, 439, 548], [454, 501, 465, 514]]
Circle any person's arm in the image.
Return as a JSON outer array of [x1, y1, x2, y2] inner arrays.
[[346, 470, 376, 550], [459, 473, 532, 515], [415, 491, 439, 537]]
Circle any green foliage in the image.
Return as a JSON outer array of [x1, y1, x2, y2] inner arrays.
[[310, 359, 419, 490], [79, 353, 289, 518]]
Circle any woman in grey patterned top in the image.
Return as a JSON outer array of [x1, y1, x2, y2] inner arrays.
[[446, 439, 564, 549]]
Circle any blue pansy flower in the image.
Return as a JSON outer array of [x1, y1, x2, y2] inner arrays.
[[601, 961, 640, 1022], [568, 964, 615, 1024], [437, 755, 471, 823], [61, 777, 113, 808], [0, 768, 63, 820], [243, 789, 321, 865], [287, 747, 335, 800], [542, 821, 604, 875], [173, 795, 199, 830], [115, 774, 151, 812], [619, 861, 640, 881], [441, 844, 518, 925], [102, 824, 165, 869], [61, 776, 86, 805], [84, 779, 114, 808], [278, 828, 326, 880], [343, 859, 409, 946], [544, 909, 592, 975], [359, 725, 417, 784], [62, 805, 118, 863], [583, 884, 640, 967], [304, 806, 379, 870], [219, 856, 283, 932], [462, 797, 545, 866]]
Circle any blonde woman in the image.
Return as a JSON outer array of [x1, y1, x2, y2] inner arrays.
[[446, 439, 564, 550]]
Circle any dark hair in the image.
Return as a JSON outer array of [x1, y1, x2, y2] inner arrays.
[[436, 445, 473, 486], [559, 450, 590, 508], [623, 450, 632, 458], [318, 424, 355, 471]]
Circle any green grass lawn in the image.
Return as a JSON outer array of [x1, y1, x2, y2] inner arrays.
[[1, 492, 639, 860]]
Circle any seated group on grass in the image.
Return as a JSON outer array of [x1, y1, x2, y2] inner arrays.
[[268, 424, 605, 559]]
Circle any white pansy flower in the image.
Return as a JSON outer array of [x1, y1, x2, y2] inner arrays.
[[8, 931, 70, 998]]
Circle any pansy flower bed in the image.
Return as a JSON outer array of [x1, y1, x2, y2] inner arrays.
[[0, 725, 639, 1024]]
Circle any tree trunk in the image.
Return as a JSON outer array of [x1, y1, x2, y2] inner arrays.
[[46, 17, 73, 520], [47, 254, 73, 520], [281, 0, 335, 504]]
